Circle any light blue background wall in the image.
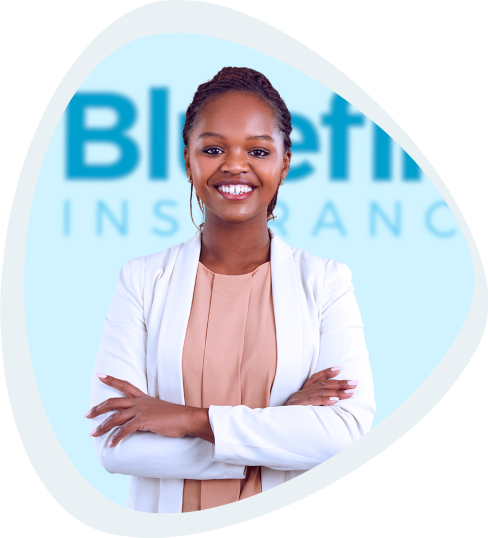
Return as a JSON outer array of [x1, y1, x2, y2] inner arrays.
[[24, 34, 474, 507]]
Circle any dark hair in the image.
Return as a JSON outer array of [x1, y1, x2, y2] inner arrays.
[[183, 67, 292, 230]]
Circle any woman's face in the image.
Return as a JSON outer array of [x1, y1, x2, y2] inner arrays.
[[184, 91, 291, 226]]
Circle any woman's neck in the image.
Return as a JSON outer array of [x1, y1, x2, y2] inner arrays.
[[199, 212, 271, 275]]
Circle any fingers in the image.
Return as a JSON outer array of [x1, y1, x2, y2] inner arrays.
[[302, 367, 341, 388], [95, 373, 145, 398], [313, 387, 355, 401], [90, 408, 136, 438], [312, 378, 359, 390], [284, 386, 356, 407], [302, 367, 359, 390], [85, 396, 134, 419], [284, 393, 340, 406], [108, 418, 140, 447]]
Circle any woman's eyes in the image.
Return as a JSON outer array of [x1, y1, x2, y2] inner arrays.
[[202, 147, 224, 155], [202, 147, 270, 157], [249, 149, 270, 157]]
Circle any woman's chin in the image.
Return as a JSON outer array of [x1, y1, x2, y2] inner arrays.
[[215, 214, 267, 228], [204, 207, 268, 227]]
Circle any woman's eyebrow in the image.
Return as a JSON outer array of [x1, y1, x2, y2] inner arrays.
[[247, 135, 274, 142], [198, 131, 224, 139], [198, 132, 274, 142]]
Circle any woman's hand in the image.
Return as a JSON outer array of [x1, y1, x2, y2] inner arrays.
[[283, 367, 358, 406], [85, 374, 214, 447]]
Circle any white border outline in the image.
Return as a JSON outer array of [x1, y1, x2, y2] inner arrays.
[[2, 1, 486, 535]]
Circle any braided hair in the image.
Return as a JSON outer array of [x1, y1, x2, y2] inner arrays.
[[183, 67, 292, 230]]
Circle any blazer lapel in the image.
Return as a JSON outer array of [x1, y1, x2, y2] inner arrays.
[[157, 233, 201, 404], [269, 231, 303, 406], [156, 230, 303, 408]]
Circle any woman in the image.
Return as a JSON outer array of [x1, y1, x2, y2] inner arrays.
[[86, 67, 376, 513]]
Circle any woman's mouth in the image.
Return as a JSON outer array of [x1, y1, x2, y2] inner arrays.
[[215, 184, 256, 200]]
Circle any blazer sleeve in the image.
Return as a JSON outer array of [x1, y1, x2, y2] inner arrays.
[[89, 259, 246, 481], [208, 261, 376, 471]]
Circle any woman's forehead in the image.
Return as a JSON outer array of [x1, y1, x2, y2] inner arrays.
[[193, 92, 279, 137]]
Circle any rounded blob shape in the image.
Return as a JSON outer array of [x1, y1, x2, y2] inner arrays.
[[2, 1, 486, 536]]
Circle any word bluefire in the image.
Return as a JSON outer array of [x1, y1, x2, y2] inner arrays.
[[66, 90, 421, 182]]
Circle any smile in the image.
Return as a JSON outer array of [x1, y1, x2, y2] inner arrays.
[[218, 184, 253, 194], [215, 184, 256, 200]]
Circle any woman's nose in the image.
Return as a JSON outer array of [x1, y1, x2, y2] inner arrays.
[[220, 151, 250, 174]]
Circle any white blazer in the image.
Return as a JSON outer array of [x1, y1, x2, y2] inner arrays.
[[90, 230, 376, 513]]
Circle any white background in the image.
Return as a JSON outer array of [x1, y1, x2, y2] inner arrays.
[[1, 1, 487, 536]]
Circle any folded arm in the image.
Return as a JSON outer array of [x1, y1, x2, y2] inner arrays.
[[89, 260, 246, 480], [208, 262, 376, 471], [91, 259, 375, 475]]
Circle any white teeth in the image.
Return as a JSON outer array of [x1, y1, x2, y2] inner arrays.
[[218, 185, 253, 195]]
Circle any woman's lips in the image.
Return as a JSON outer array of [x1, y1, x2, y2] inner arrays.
[[214, 184, 256, 201]]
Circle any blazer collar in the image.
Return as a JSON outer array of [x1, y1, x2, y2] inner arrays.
[[268, 230, 303, 405], [157, 230, 303, 406], [157, 234, 200, 404]]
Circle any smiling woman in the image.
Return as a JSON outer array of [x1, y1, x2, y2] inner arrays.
[[87, 67, 376, 514], [184, 89, 290, 274]]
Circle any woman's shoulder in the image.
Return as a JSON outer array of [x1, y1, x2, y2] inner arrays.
[[127, 246, 175, 272], [270, 230, 347, 277], [290, 245, 351, 282], [288, 245, 354, 308], [120, 239, 190, 289]]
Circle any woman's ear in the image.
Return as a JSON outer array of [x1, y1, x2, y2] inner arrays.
[[184, 146, 191, 178], [281, 150, 292, 182]]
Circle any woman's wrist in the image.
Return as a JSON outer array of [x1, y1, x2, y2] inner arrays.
[[187, 407, 215, 444]]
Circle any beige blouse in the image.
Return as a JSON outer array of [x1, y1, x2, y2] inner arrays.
[[181, 260, 277, 512]]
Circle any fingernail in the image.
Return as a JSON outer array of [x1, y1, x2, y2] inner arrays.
[[90, 429, 97, 436], [96, 373, 107, 379], [329, 397, 339, 401], [108, 440, 113, 447], [348, 380, 359, 386], [330, 367, 341, 371], [344, 389, 355, 394], [84, 411, 90, 418]]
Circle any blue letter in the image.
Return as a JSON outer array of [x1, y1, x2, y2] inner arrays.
[[403, 152, 421, 181], [321, 95, 364, 180], [153, 200, 179, 236], [67, 93, 139, 179], [287, 114, 319, 181], [96, 201, 128, 235], [373, 123, 421, 181], [373, 124, 392, 180], [312, 201, 346, 236], [179, 112, 187, 174], [425, 201, 456, 237], [370, 202, 401, 236], [150, 88, 169, 180], [63, 200, 71, 235]]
